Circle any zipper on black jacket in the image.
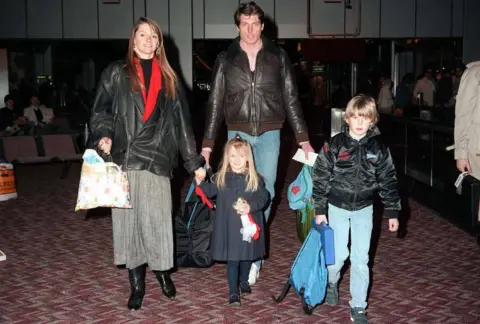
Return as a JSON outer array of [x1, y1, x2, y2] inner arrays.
[[352, 143, 361, 209], [251, 79, 256, 134], [250, 50, 261, 135], [251, 66, 257, 135]]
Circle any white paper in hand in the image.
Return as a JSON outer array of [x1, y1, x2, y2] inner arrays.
[[292, 149, 318, 167]]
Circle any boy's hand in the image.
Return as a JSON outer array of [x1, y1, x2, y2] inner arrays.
[[388, 218, 399, 232], [236, 202, 251, 215], [315, 215, 328, 225]]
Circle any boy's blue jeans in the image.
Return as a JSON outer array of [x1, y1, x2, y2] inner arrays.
[[327, 203, 373, 309]]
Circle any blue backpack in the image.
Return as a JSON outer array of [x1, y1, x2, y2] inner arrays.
[[287, 165, 313, 219], [273, 221, 327, 315]]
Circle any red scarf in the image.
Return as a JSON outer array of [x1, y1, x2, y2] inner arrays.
[[135, 57, 162, 122]]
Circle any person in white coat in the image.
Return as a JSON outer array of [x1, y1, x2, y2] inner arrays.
[[23, 95, 54, 126], [377, 79, 395, 114], [455, 61, 480, 180]]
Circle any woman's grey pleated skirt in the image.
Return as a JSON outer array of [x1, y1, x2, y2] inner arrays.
[[111, 170, 173, 271]]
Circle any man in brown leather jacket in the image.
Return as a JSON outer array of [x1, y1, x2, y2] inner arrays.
[[201, 1, 314, 285]]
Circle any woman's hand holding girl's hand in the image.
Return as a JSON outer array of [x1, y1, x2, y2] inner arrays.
[[194, 168, 206, 185]]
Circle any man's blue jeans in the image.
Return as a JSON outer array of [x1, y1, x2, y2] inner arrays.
[[227, 130, 280, 222], [327, 203, 373, 309]]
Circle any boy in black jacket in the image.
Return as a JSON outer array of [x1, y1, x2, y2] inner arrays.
[[312, 95, 400, 324]]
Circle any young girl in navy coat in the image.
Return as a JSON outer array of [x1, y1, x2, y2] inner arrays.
[[195, 136, 269, 305]]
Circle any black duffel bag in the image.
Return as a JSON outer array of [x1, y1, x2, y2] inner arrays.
[[175, 170, 216, 267], [457, 174, 480, 246]]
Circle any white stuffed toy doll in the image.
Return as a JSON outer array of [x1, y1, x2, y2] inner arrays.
[[233, 197, 260, 243]]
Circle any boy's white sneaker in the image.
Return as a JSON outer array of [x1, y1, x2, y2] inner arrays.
[[248, 263, 260, 285]]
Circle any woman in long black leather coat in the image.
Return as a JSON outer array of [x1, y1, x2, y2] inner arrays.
[[90, 17, 205, 311]]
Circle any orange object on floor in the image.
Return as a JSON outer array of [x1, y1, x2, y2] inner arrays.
[[0, 163, 17, 201]]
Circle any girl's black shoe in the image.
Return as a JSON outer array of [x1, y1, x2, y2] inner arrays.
[[229, 294, 241, 306], [239, 281, 252, 295]]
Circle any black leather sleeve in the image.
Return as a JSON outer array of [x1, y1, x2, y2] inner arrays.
[[90, 61, 121, 146], [203, 52, 226, 149], [174, 84, 205, 173], [279, 49, 309, 143], [312, 141, 336, 215], [376, 144, 401, 218]]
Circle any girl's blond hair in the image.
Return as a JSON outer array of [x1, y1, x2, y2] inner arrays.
[[344, 94, 379, 124], [215, 137, 260, 192]]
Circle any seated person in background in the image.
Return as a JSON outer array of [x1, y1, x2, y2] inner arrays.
[[0, 94, 16, 132], [23, 94, 55, 126], [0, 94, 27, 135]]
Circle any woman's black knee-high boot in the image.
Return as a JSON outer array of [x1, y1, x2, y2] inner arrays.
[[153, 271, 176, 299], [127, 264, 146, 310]]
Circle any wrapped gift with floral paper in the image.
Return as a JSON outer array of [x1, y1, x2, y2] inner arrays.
[[75, 149, 132, 211]]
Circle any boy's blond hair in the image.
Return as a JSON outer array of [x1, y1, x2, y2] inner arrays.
[[215, 137, 260, 192], [344, 95, 379, 124]]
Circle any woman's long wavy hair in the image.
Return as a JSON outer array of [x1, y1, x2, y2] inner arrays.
[[215, 138, 260, 192], [126, 17, 177, 98]]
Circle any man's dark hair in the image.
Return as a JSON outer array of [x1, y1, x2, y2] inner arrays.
[[4, 94, 13, 104], [234, 2, 265, 26]]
